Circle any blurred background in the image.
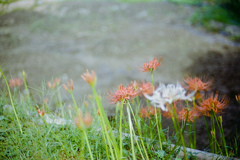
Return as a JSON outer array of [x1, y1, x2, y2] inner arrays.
[[0, 0, 240, 150]]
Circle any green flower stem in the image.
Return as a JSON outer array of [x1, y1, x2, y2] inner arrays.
[[128, 101, 149, 160], [171, 117, 178, 136], [192, 99, 197, 149], [165, 112, 189, 159], [150, 69, 166, 144], [97, 111, 110, 160], [126, 105, 136, 160], [82, 128, 94, 160], [154, 107, 163, 151], [172, 106, 187, 160], [91, 86, 120, 159], [186, 101, 193, 148], [119, 101, 123, 159], [57, 86, 64, 118], [203, 115, 213, 152], [210, 111, 216, 153], [0, 68, 22, 134], [214, 114, 228, 157], [150, 70, 154, 91], [70, 92, 79, 113], [102, 131, 110, 160], [22, 71, 31, 110]]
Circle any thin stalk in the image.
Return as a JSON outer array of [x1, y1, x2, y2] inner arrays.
[[82, 129, 94, 160], [192, 98, 197, 149], [186, 101, 193, 148], [22, 71, 31, 110], [154, 107, 163, 150], [57, 86, 64, 118], [127, 105, 136, 160], [128, 101, 149, 160], [165, 112, 189, 159], [172, 105, 187, 160], [210, 111, 216, 153], [0, 68, 22, 133], [214, 114, 228, 157], [119, 101, 123, 159], [91, 87, 120, 159], [70, 92, 79, 113], [203, 115, 213, 152]]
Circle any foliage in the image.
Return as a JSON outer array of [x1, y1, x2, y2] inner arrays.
[[0, 57, 240, 159]]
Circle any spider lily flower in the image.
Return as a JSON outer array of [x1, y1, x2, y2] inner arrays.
[[184, 76, 212, 92], [139, 57, 163, 72], [63, 79, 73, 92], [9, 78, 23, 88], [81, 70, 96, 87], [158, 82, 195, 104], [144, 82, 195, 111]]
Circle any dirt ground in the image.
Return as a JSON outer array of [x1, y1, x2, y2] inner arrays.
[[1, 0, 240, 149]]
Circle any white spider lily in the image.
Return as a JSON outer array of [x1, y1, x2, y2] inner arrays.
[[144, 92, 167, 111], [144, 82, 195, 111]]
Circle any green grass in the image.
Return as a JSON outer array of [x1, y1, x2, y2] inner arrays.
[[1, 59, 240, 159]]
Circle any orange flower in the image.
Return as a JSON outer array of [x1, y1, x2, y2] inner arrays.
[[139, 106, 159, 118], [74, 111, 93, 129], [47, 81, 56, 89], [177, 108, 200, 122], [81, 70, 96, 86], [140, 57, 163, 72], [37, 109, 45, 117], [139, 107, 149, 118], [108, 85, 137, 104], [54, 78, 61, 85], [139, 82, 153, 95], [197, 94, 229, 116], [184, 76, 212, 91], [63, 79, 73, 92], [9, 78, 23, 88], [48, 78, 61, 89]]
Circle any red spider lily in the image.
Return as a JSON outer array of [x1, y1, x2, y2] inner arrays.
[[139, 57, 163, 72], [9, 78, 23, 88], [47, 78, 61, 89], [63, 79, 73, 92], [37, 109, 45, 117], [131, 81, 140, 90], [139, 106, 159, 119], [81, 70, 96, 86], [108, 85, 137, 104], [47, 81, 56, 89], [183, 76, 212, 92], [54, 78, 61, 85], [197, 94, 229, 116], [74, 111, 93, 129], [177, 108, 200, 122], [139, 82, 153, 95]]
